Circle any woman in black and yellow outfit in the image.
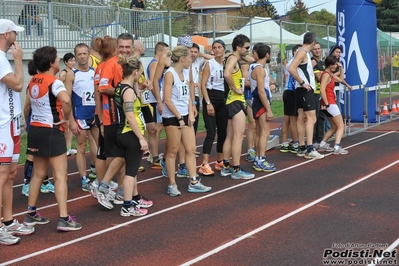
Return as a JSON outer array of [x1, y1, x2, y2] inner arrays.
[[114, 55, 153, 217]]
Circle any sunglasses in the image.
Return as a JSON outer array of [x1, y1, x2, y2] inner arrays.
[[243, 46, 250, 50]]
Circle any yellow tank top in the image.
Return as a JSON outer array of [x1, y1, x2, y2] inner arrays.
[[226, 68, 245, 105], [90, 54, 101, 70], [138, 67, 150, 107]]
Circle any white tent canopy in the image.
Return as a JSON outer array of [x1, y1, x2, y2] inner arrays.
[[211, 16, 303, 50]]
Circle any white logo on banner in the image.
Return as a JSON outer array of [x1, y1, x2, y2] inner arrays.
[[348, 31, 369, 85]]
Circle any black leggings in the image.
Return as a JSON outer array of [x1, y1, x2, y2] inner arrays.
[[202, 90, 227, 155]]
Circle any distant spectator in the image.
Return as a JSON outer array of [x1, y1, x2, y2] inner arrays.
[[19, 0, 43, 37], [129, 0, 144, 39]]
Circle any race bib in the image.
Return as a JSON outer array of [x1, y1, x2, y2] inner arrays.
[[142, 90, 150, 105], [177, 84, 189, 101], [82, 91, 95, 106], [13, 114, 21, 136], [138, 112, 146, 130]]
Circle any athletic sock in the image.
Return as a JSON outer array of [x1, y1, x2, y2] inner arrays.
[[307, 145, 314, 152], [132, 194, 140, 202], [3, 220, 13, 226], [223, 160, 230, 167], [123, 200, 133, 209]]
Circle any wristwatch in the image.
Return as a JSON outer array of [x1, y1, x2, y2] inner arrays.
[[299, 80, 305, 86], [206, 100, 211, 105]]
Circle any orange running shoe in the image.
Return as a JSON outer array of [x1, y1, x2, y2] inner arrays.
[[214, 161, 223, 171], [199, 163, 215, 176]]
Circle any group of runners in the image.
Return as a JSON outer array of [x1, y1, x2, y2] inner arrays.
[[0, 16, 350, 246]]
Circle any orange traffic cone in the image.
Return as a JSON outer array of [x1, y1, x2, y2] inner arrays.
[[391, 101, 398, 113], [381, 102, 389, 116]]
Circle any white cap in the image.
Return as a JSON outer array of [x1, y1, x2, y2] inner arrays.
[[0, 19, 24, 34]]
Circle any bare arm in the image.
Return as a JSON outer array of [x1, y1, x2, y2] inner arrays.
[[320, 73, 330, 106], [1, 42, 24, 92]]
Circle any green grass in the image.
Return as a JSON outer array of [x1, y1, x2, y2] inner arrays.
[[18, 100, 284, 165]]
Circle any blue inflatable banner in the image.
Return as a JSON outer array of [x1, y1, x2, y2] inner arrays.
[[336, 0, 381, 122]]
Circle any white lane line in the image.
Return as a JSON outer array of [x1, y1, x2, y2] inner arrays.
[[368, 238, 399, 266], [2, 132, 395, 265], [11, 130, 395, 216], [181, 160, 399, 266]]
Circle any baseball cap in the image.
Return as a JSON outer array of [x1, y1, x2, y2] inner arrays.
[[0, 19, 24, 34], [177, 35, 193, 48]]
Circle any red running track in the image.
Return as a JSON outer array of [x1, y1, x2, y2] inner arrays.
[[1, 119, 399, 266]]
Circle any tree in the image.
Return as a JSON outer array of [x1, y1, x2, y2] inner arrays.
[[377, 0, 399, 32], [287, 0, 309, 23], [231, 0, 279, 30]]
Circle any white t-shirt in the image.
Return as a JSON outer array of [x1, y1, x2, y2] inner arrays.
[[191, 57, 205, 97], [0, 51, 22, 129], [162, 67, 190, 118]]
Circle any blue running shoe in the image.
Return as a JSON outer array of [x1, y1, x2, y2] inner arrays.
[[160, 158, 167, 177], [231, 169, 255, 180], [44, 181, 55, 193], [187, 179, 211, 193], [260, 156, 274, 168], [177, 166, 189, 178], [40, 184, 49, 193], [167, 183, 181, 197], [22, 184, 29, 196], [246, 149, 256, 163], [253, 160, 276, 172], [82, 177, 90, 192], [220, 166, 233, 176]]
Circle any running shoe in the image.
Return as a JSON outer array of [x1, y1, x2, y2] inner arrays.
[[167, 183, 181, 197], [120, 205, 148, 217], [57, 215, 82, 231], [136, 195, 153, 208], [40, 184, 49, 193], [253, 160, 276, 172], [88, 171, 97, 179], [90, 178, 99, 190], [231, 169, 255, 180], [177, 166, 189, 178], [220, 166, 233, 177], [161, 158, 167, 177], [24, 212, 50, 226], [138, 165, 145, 172], [3, 219, 34, 236], [187, 179, 211, 193], [113, 193, 124, 205], [0, 227, 20, 246], [280, 143, 290, 153], [297, 149, 307, 157], [214, 161, 223, 171], [199, 163, 215, 176], [151, 158, 162, 170], [43, 181, 55, 193], [318, 143, 334, 152], [304, 149, 325, 160], [109, 180, 118, 190], [96, 189, 114, 209], [333, 146, 348, 155], [290, 143, 299, 154], [246, 149, 256, 162], [22, 183, 29, 197], [82, 177, 91, 192], [66, 148, 77, 156], [147, 153, 153, 163]]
